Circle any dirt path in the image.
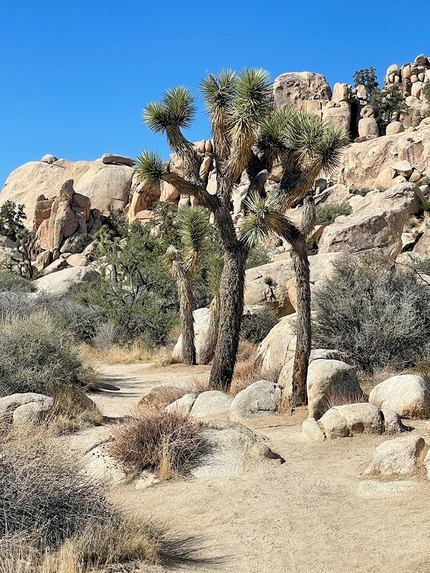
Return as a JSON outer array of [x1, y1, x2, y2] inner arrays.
[[80, 364, 430, 573]]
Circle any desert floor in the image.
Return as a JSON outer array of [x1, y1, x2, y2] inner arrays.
[[70, 363, 430, 573]]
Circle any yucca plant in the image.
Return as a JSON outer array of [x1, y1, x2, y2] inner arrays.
[[164, 206, 211, 365], [137, 69, 348, 405]]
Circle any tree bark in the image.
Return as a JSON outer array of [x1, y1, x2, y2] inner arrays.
[[289, 233, 311, 409], [209, 245, 247, 390], [178, 275, 196, 366]]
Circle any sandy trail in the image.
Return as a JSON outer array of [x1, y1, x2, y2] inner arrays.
[[78, 363, 430, 573]]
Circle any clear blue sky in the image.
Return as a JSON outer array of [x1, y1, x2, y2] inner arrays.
[[1, 0, 429, 187]]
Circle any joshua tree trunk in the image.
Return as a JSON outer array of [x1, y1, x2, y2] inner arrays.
[[289, 233, 311, 408], [209, 245, 247, 390], [177, 275, 196, 366], [199, 295, 220, 365]]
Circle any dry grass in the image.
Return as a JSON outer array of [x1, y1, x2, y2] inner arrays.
[[137, 385, 193, 412], [48, 385, 103, 434], [108, 410, 206, 479], [230, 347, 280, 397], [80, 341, 174, 367], [0, 434, 202, 572], [358, 367, 400, 395], [321, 390, 368, 412]]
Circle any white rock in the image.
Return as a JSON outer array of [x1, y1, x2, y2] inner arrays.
[[319, 403, 383, 439], [230, 380, 281, 422], [191, 427, 279, 478], [369, 375, 430, 418], [190, 391, 233, 420], [82, 443, 127, 486], [34, 266, 99, 297], [165, 393, 197, 415], [364, 435, 426, 476], [302, 417, 326, 442]]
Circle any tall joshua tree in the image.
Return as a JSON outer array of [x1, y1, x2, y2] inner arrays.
[[241, 108, 349, 405], [164, 206, 210, 365], [137, 71, 348, 403]]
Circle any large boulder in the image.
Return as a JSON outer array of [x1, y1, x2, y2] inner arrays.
[[333, 129, 430, 189], [245, 258, 295, 316], [0, 393, 53, 428], [0, 157, 135, 226], [295, 359, 362, 419], [369, 375, 430, 418], [273, 72, 332, 114], [34, 266, 99, 297], [364, 435, 426, 476], [230, 380, 282, 422], [255, 314, 297, 376], [245, 252, 342, 316], [318, 403, 383, 439], [191, 425, 281, 478], [318, 183, 423, 256], [189, 391, 233, 420]]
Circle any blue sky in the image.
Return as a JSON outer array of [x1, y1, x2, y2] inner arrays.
[[0, 0, 429, 187]]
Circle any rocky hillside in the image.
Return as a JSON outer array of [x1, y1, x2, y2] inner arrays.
[[0, 54, 429, 270]]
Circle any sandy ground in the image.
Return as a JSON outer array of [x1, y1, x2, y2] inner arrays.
[[75, 363, 430, 573]]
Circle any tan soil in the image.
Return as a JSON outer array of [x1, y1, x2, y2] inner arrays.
[[78, 363, 430, 573]]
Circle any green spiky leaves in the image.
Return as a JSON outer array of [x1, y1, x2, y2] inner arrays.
[[136, 150, 165, 189], [143, 86, 197, 133], [240, 193, 298, 247]]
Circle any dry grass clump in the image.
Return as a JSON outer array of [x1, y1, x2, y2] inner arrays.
[[137, 385, 192, 412], [48, 384, 103, 434], [321, 390, 368, 412], [108, 410, 206, 479], [0, 437, 197, 572], [80, 340, 174, 366], [358, 367, 400, 395]]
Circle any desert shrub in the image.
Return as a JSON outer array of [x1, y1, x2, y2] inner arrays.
[[240, 309, 279, 344], [69, 233, 93, 254], [108, 410, 205, 478], [245, 244, 272, 269], [416, 175, 430, 186], [315, 203, 352, 226], [352, 67, 379, 98], [0, 270, 35, 293], [0, 440, 111, 547], [0, 201, 26, 242], [313, 254, 430, 372], [0, 292, 104, 344], [306, 237, 319, 255], [0, 439, 185, 571], [0, 311, 88, 396]]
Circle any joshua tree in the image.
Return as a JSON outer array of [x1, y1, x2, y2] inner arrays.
[[164, 206, 210, 365], [137, 70, 347, 404], [241, 108, 348, 405]]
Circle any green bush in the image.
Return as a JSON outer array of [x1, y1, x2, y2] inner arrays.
[[315, 203, 352, 226], [306, 237, 319, 255], [245, 245, 272, 269], [69, 233, 94, 254], [313, 254, 430, 372], [0, 311, 88, 396], [0, 292, 104, 344], [240, 309, 279, 344], [0, 270, 35, 293]]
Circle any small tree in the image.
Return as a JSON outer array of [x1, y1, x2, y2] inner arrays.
[[370, 83, 407, 134], [352, 67, 379, 100], [164, 206, 211, 365], [0, 201, 26, 242]]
